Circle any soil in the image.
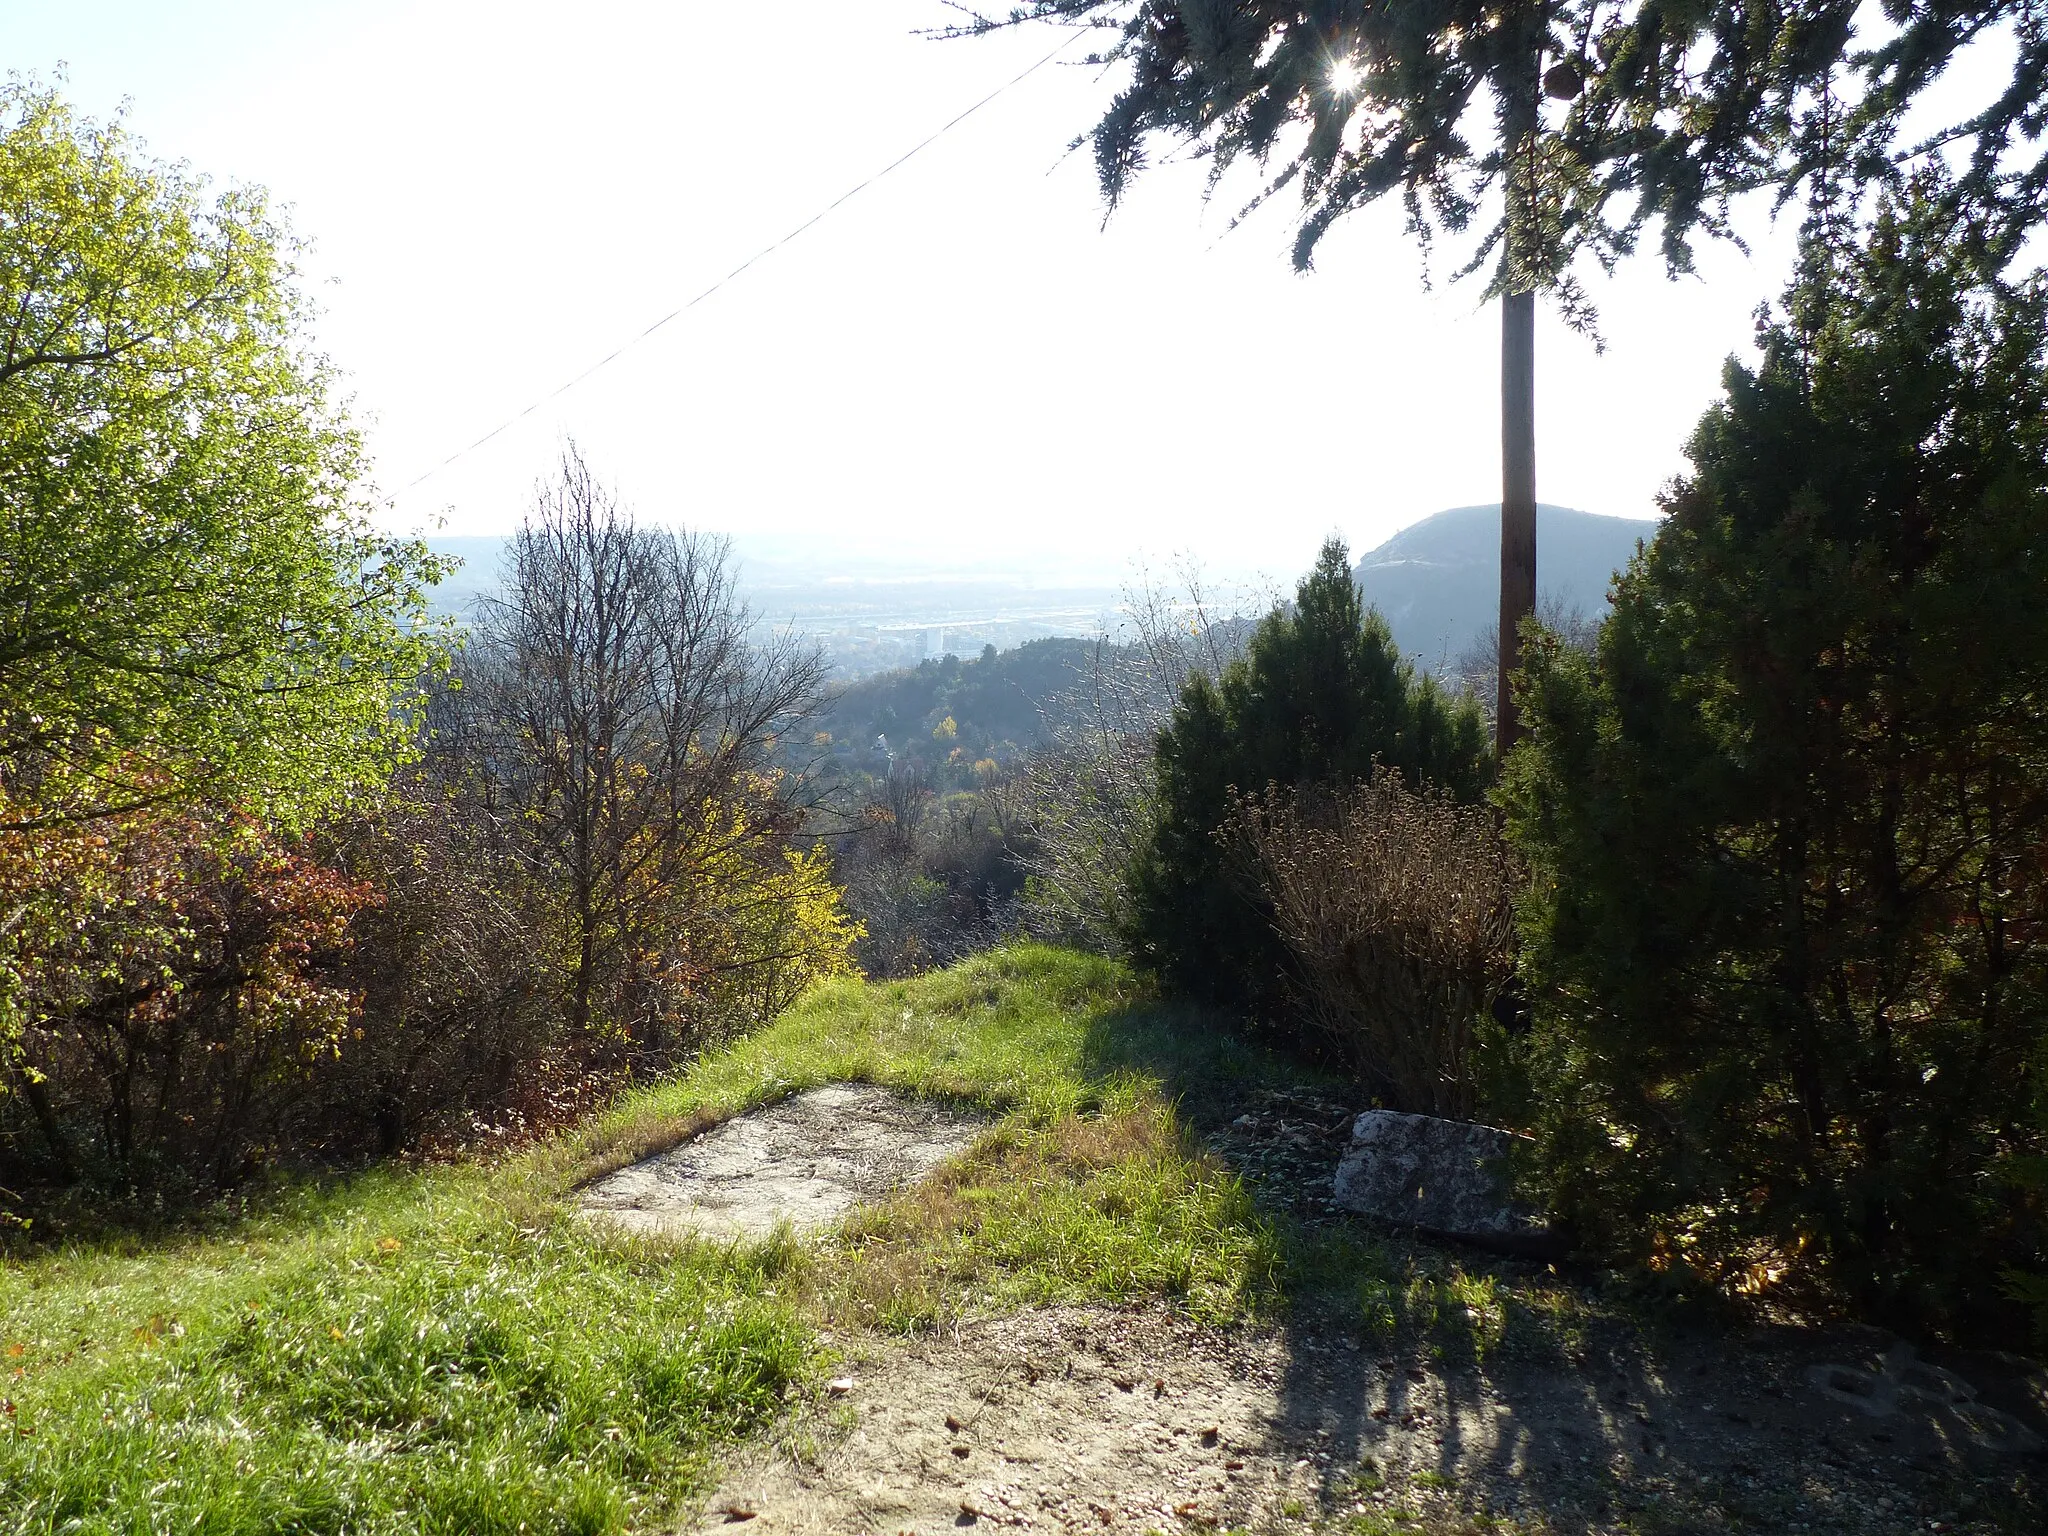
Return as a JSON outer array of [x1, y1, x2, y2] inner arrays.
[[660, 1085, 2045, 1534], [693, 1302, 2043, 1535], [577, 1084, 986, 1241], [1201, 1088, 1362, 1223]]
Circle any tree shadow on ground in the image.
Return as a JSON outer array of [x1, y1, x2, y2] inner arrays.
[[1075, 996, 2045, 1535], [1075, 997, 1344, 1134], [1257, 1277, 2044, 1534]]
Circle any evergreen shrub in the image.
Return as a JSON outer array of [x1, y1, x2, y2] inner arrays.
[[1129, 539, 1491, 1012], [1503, 190, 2048, 1338]]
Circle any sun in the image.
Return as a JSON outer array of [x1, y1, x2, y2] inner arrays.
[[1328, 55, 1365, 97]]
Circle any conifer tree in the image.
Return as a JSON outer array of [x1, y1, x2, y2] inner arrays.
[[1501, 181, 2048, 1335], [967, 0, 2048, 746], [1132, 538, 1488, 1004]]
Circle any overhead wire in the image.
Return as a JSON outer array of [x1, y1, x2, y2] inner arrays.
[[390, 29, 1085, 502]]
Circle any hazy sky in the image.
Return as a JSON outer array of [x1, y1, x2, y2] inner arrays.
[[5, 2, 1983, 582]]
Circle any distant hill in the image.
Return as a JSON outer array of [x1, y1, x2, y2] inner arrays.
[[1352, 504, 1658, 671], [420, 536, 509, 619]]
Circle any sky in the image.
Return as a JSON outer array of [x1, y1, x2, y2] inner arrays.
[[2, 1, 1987, 585]]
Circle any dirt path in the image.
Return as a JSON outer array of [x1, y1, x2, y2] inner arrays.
[[693, 1302, 2042, 1535], [581, 1082, 2039, 1533]]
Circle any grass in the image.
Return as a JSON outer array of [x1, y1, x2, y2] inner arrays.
[[1, 1160, 809, 1534], [0, 944, 1310, 1534], [824, 1076, 1276, 1327], [551, 944, 1307, 1185]]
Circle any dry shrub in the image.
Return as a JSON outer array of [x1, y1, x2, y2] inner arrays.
[[1, 795, 374, 1191], [1226, 767, 1517, 1115], [836, 770, 1024, 979], [316, 783, 573, 1156]]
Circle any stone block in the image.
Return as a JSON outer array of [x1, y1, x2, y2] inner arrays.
[[1331, 1109, 1557, 1255]]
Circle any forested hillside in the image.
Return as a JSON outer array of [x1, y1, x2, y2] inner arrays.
[[805, 637, 1091, 782]]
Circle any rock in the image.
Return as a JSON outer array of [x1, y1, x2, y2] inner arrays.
[[576, 1083, 985, 1242], [1330, 1109, 1557, 1255], [1805, 1344, 2044, 1464]]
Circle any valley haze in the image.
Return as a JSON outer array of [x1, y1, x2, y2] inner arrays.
[[427, 505, 1657, 678]]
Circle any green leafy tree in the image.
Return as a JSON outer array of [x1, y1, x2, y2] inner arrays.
[[1132, 538, 1489, 1006], [1502, 185, 2048, 1336], [0, 82, 446, 833], [966, 0, 2048, 745]]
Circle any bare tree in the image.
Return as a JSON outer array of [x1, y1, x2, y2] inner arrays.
[[1449, 598, 1602, 741], [1012, 559, 1262, 949], [467, 445, 826, 1047]]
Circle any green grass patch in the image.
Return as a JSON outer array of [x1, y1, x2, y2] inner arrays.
[[1282, 1225, 1519, 1363], [822, 1076, 1278, 1328], [547, 945, 1299, 1188], [1, 945, 1303, 1533], [1, 1168, 806, 1534]]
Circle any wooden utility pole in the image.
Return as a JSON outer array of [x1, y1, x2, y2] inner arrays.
[[1496, 19, 1544, 757], [1497, 290, 1537, 753]]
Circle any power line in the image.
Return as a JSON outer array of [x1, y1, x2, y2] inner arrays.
[[392, 30, 1082, 501]]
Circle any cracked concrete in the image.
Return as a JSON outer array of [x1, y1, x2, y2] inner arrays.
[[577, 1083, 986, 1242]]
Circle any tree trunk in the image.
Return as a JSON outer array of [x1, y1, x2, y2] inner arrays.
[[1497, 288, 1537, 753], [572, 904, 597, 1038], [13, 1062, 76, 1180]]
